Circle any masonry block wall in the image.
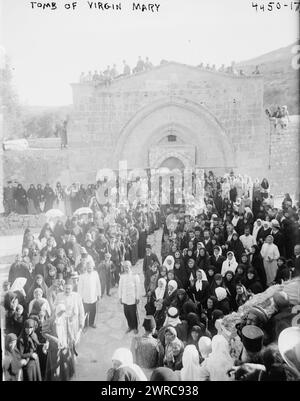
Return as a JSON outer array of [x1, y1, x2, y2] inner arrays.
[[269, 115, 300, 200], [69, 63, 268, 176], [2, 63, 299, 199]]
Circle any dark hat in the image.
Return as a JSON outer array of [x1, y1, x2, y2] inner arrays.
[[142, 316, 156, 332], [242, 325, 264, 353]]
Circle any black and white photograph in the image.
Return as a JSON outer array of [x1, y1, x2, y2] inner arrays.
[[0, 0, 300, 385]]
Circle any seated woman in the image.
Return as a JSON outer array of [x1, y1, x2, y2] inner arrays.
[[107, 348, 147, 381]]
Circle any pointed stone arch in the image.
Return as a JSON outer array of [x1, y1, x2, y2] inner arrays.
[[113, 96, 236, 171]]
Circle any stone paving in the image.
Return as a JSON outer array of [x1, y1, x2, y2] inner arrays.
[[73, 229, 162, 381]]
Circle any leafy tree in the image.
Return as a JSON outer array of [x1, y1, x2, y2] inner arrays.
[[0, 58, 24, 139]]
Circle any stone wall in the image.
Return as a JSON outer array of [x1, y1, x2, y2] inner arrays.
[[69, 62, 268, 178], [0, 214, 47, 236], [1, 63, 299, 198], [269, 115, 300, 200]]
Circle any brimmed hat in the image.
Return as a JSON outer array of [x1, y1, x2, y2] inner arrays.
[[242, 325, 264, 353]]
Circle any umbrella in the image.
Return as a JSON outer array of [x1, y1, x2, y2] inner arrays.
[[73, 207, 93, 216], [45, 209, 65, 219]]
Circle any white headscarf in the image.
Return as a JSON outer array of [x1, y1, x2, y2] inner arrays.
[[155, 278, 167, 300], [167, 280, 178, 295], [163, 307, 181, 327], [198, 336, 212, 359], [180, 345, 203, 381], [195, 269, 208, 291], [11, 278, 27, 296], [163, 255, 175, 271], [112, 348, 147, 381], [221, 252, 238, 276], [252, 219, 262, 242], [215, 287, 227, 302], [206, 335, 234, 381]]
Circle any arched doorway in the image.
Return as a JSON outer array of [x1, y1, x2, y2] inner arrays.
[[158, 157, 184, 206], [159, 157, 184, 170]]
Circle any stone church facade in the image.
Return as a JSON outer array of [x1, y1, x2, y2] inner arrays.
[[69, 62, 267, 181], [2, 62, 299, 209]]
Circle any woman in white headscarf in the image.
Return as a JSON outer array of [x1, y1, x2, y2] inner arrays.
[[252, 219, 263, 244], [163, 255, 175, 272], [260, 235, 280, 286], [107, 347, 147, 381], [151, 278, 167, 329], [177, 344, 203, 381], [221, 251, 238, 276], [205, 335, 234, 381]]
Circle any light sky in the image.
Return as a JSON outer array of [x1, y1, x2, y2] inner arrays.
[[1, 0, 298, 106]]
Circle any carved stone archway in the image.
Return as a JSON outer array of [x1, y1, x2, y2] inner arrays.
[[113, 96, 235, 171], [149, 144, 195, 170]]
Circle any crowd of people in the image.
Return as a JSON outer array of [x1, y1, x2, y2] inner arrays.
[[266, 105, 290, 129], [2, 170, 300, 381], [1, 173, 283, 217], [79, 56, 154, 86], [78, 57, 261, 86], [105, 178, 300, 381]]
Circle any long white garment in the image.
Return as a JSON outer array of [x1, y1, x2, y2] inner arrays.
[[54, 292, 85, 342], [239, 234, 256, 252], [180, 345, 203, 381], [78, 270, 101, 303], [260, 243, 280, 285], [206, 335, 234, 381], [118, 272, 140, 305]]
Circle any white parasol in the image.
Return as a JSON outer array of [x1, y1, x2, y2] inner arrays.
[[73, 207, 93, 216], [45, 209, 65, 220]]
